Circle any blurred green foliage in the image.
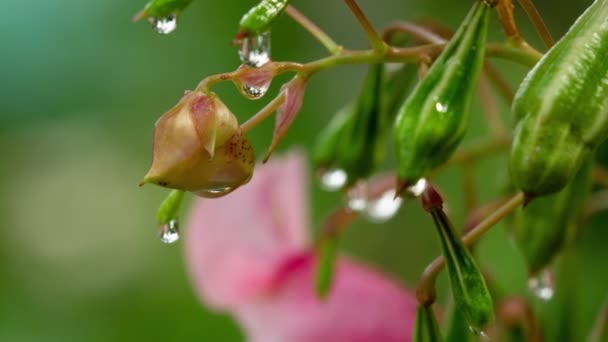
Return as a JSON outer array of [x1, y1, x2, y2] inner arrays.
[[0, 0, 606, 341]]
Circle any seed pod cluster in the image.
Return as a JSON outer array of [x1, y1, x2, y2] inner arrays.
[[510, 0, 608, 197]]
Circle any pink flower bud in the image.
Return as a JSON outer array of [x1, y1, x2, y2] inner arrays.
[[142, 91, 255, 197], [265, 76, 307, 162]]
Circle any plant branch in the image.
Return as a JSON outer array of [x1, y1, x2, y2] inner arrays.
[[416, 192, 525, 305], [286, 5, 342, 55], [496, 0, 524, 43], [240, 92, 286, 133], [516, 0, 555, 48], [381, 21, 446, 44], [344, 0, 387, 52]]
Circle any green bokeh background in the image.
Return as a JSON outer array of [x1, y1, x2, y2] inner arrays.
[[1, 0, 606, 341]]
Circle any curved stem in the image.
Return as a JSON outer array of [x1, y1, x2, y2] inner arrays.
[[344, 0, 387, 53], [516, 0, 555, 48], [486, 42, 542, 67], [416, 192, 525, 305], [381, 21, 446, 44], [496, 0, 523, 43], [286, 5, 342, 55], [240, 92, 286, 134], [483, 61, 515, 103]]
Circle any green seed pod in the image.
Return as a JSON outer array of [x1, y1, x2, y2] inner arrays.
[[314, 236, 338, 299], [510, 0, 608, 196], [422, 186, 494, 333], [133, 0, 193, 21], [512, 160, 592, 275], [239, 0, 289, 36], [393, 1, 491, 185], [157, 189, 185, 225], [313, 64, 388, 186], [414, 305, 444, 342]]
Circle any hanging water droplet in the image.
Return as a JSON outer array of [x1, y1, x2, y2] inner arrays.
[[148, 15, 177, 34], [468, 327, 490, 341], [365, 189, 403, 222], [196, 186, 234, 198], [319, 168, 348, 192], [238, 31, 271, 68], [528, 268, 554, 301], [407, 178, 428, 197], [346, 183, 368, 212], [241, 82, 270, 99], [160, 220, 180, 244]]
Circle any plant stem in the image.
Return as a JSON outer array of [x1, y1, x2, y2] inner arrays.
[[516, 0, 555, 48], [486, 42, 542, 67], [381, 21, 446, 44], [240, 92, 286, 134], [496, 0, 524, 43], [483, 61, 515, 103], [478, 72, 509, 139], [416, 192, 525, 305], [285, 5, 342, 55], [344, 0, 388, 53], [433, 136, 510, 174]]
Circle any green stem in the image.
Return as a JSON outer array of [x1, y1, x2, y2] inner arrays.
[[486, 42, 542, 67], [285, 5, 342, 55], [344, 0, 387, 53], [516, 0, 555, 48]]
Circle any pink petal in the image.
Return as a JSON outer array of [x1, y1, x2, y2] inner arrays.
[[264, 77, 307, 161], [185, 151, 310, 309], [236, 253, 417, 342]]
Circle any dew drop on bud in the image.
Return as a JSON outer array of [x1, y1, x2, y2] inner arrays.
[[241, 82, 270, 99], [528, 268, 554, 301], [319, 168, 348, 192], [407, 178, 428, 197], [238, 31, 271, 68], [468, 327, 490, 341], [346, 183, 368, 212], [160, 219, 180, 244], [365, 189, 403, 222], [148, 15, 177, 34], [196, 186, 235, 198]]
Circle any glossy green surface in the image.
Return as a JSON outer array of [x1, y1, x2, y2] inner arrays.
[[510, 0, 608, 196], [239, 0, 289, 35], [512, 161, 592, 274], [157, 190, 185, 224], [393, 1, 490, 185], [413, 305, 444, 342], [430, 208, 494, 332], [313, 63, 408, 186], [138, 0, 193, 18]]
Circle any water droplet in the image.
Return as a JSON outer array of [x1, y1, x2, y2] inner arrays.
[[196, 186, 234, 198], [148, 15, 177, 34], [238, 31, 271, 68], [241, 82, 270, 99], [319, 169, 348, 191], [528, 268, 554, 301], [160, 220, 179, 244], [407, 178, 428, 197], [435, 102, 448, 113], [365, 189, 403, 222], [469, 327, 490, 340], [346, 183, 368, 212]]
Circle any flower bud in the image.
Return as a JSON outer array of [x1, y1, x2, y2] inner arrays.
[[142, 91, 255, 198], [313, 63, 387, 188]]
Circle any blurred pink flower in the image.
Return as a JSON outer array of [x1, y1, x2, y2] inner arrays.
[[185, 151, 417, 341]]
